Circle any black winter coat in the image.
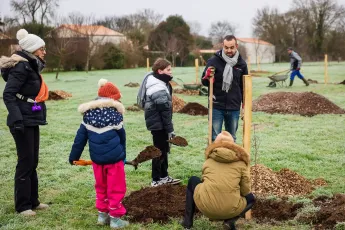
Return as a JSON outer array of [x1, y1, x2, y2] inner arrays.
[[2, 51, 47, 127], [201, 50, 248, 110]]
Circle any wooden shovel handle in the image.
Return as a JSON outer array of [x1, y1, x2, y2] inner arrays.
[[208, 76, 214, 145]]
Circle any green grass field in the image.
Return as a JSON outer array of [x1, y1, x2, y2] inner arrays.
[[0, 62, 344, 230]]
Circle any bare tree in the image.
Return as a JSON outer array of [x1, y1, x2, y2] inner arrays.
[[10, 0, 59, 25], [209, 20, 237, 44], [188, 21, 202, 36]]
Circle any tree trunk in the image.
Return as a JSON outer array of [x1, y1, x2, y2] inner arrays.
[[56, 58, 62, 79]]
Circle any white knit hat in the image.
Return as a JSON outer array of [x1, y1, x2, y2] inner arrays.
[[16, 29, 45, 53]]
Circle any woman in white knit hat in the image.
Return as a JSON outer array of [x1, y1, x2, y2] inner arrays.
[[0, 29, 49, 216]]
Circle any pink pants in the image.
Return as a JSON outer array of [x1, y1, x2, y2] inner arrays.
[[92, 161, 126, 217]]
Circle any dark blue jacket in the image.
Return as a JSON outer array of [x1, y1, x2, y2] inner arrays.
[[201, 50, 248, 110], [69, 99, 126, 165]]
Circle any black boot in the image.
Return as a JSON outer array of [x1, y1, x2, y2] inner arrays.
[[181, 177, 201, 229], [289, 79, 294, 87], [302, 78, 309, 86]]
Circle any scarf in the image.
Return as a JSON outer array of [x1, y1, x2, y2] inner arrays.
[[22, 51, 49, 102], [221, 49, 239, 93]]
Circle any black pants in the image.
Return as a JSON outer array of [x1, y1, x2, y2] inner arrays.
[[10, 126, 40, 212], [151, 130, 169, 181], [182, 176, 202, 228], [182, 176, 255, 229]]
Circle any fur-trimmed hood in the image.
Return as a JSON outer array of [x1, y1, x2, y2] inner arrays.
[[78, 99, 125, 115], [0, 54, 28, 69], [205, 141, 250, 165]]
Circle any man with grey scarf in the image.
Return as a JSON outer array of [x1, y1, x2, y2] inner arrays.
[[201, 35, 248, 142]]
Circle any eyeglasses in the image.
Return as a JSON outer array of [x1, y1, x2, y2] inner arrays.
[[39, 47, 46, 51]]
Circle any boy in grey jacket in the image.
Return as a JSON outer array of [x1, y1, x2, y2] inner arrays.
[[138, 58, 181, 187]]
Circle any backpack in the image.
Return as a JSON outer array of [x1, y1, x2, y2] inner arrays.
[[137, 72, 153, 109]]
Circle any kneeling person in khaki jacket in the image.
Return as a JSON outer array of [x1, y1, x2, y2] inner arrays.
[[181, 131, 255, 230]]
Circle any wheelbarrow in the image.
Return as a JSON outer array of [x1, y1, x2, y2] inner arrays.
[[267, 70, 290, 88], [176, 78, 202, 90]]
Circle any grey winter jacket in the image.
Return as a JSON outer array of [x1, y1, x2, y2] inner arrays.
[[290, 51, 302, 70], [144, 74, 174, 133]]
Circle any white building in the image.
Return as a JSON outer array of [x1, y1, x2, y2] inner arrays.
[[54, 24, 127, 46], [237, 38, 275, 64]]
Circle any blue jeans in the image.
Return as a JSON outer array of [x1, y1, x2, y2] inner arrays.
[[290, 70, 305, 80], [212, 109, 240, 142]]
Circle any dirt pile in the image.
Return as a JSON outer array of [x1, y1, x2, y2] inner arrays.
[[172, 95, 186, 112], [173, 88, 199, 96], [126, 104, 142, 112], [178, 103, 208, 116], [253, 92, 345, 116], [251, 164, 326, 197], [48, 90, 72, 100], [168, 136, 188, 147], [123, 185, 187, 223], [124, 82, 140, 87], [311, 194, 345, 229], [252, 198, 303, 222]]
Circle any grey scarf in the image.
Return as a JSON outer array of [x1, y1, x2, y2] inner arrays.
[[221, 49, 239, 92]]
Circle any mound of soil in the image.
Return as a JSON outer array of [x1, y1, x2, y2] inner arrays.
[[252, 198, 303, 222], [307, 79, 318, 84], [172, 95, 186, 112], [170, 80, 179, 87], [133, 146, 161, 164], [178, 103, 208, 116], [48, 90, 72, 100], [123, 185, 186, 223], [173, 88, 199, 96], [126, 104, 142, 112], [339, 80, 345, 85], [251, 164, 326, 197], [312, 194, 345, 230], [168, 136, 188, 147], [124, 82, 140, 87], [251, 70, 270, 74], [253, 92, 345, 116]]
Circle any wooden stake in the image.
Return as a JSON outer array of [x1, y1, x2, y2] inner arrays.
[[208, 77, 214, 145], [195, 58, 199, 84], [247, 56, 251, 75], [258, 56, 261, 71], [147, 58, 150, 72], [324, 54, 328, 84], [243, 74, 253, 220]]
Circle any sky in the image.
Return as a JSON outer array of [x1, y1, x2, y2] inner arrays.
[[1, 0, 345, 37]]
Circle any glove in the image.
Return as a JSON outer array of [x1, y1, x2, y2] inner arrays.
[[13, 121, 24, 134], [69, 159, 74, 165], [202, 66, 215, 83], [168, 132, 176, 140], [296, 68, 300, 71]]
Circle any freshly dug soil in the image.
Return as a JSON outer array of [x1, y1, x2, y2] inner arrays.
[[168, 136, 188, 147], [173, 88, 200, 96], [123, 185, 187, 223], [251, 164, 326, 197], [48, 90, 72, 100], [178, 103, 208, 116], [126, 104, 142, 112], [124, 82, 140, 87], [312, 194, 345, 230], [252, 198, 303, 222], [172, 95, 186, 112], [133, 146, 161, 164], [251, 70, 270, 74], [307, 79, 318, 84], [253, 92, 345, 116]]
